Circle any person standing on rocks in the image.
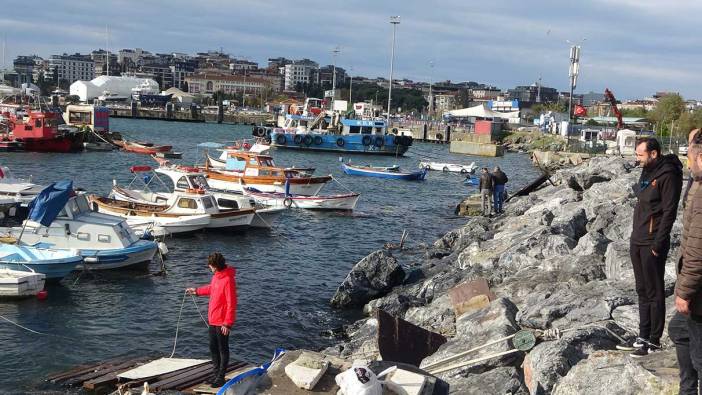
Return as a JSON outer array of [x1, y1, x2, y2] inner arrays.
[[492, 166, 508, 214], [620, 137, 683, 357], [478, 167, 494, 216], [186, 252, 237, 388], [672, 129, 702, 393]]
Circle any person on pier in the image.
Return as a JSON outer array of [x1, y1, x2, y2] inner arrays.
[[186, 252, 237, 388], [492, 166, 508, 214], [478, 167, 493, 217], [618, 137, 682, 357]]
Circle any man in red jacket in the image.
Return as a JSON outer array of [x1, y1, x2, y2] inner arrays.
[[186, 252, 237, 388]]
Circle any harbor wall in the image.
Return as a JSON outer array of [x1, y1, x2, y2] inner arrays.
[[108, 107, 271, 125], [449, 140, 504, 157]]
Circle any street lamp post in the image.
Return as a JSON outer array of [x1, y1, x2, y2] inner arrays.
[[332, 46, 340, 107], [566, 44, 581, 151], [349, 65, 353, 104], [387, 16, 400, 128], [428, 60, 434, 120]]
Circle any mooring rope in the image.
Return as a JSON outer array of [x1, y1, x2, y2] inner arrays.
[[169, 289, 209, 358], [0, 314, 51, 336]]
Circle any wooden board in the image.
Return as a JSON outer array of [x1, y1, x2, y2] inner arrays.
[[447, 278, 496, 316], [118, 358, 209, 380]]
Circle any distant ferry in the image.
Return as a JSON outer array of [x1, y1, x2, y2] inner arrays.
[[253, 98, 413, 156]]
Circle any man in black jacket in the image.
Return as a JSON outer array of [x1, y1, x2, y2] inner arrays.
[[492, 167, 508, 214], [618, 137, 683, 357], [478, 168, 493, 216]]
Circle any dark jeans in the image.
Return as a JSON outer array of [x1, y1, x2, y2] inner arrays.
[[493, 184, 505, 213], [208, 325, 230, 379], [630, 243, 668, 344], [669, 312, 699, 395]]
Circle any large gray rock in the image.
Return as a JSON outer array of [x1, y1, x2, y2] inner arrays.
[[549, 206, 588, 240], [404, 293, 456, 336], [321, 317, 379, 360], [552, 350, 678, 395], [523, 326, 621, 395], [448, 367, 528, 395], [420, 298, 520, 378], [517, 281, 635, 330], [572, 231, 611, 256], [605, 241, 633, 281], [330, 250, 405, 308]]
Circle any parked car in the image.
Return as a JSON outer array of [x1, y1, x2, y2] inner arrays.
[[679, 145, 689, 155]]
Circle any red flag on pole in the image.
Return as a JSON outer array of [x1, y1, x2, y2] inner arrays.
[[574, 104, 588, 117]]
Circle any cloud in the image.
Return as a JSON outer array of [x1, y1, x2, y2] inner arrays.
[[1, 0, 699, 99]]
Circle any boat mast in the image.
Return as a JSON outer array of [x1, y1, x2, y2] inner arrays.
[[105, 25, 110, 77]]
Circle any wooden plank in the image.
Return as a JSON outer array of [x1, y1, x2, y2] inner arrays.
[[376, 310, 447, 367], [68, 356, 151, 387], [47, 355, 134, 383], [152, 361, 247, 392], [173, 362, 250, 391]]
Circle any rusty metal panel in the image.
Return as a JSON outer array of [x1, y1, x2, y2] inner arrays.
[[448, 278, 496, 316], [376, 309, 447, 367]]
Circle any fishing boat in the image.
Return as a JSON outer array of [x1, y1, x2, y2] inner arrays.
[[114, 140, 173, 155], [0, 243, 81, 281], [90, 196, 212, 235], [151, 162, 285, 228], [0, 194, 158, 270], [0, 104, 85, 152], [83, 141, 114, 151], [0, 267, 45, 298], [200, 151, 331, 195], [108, 166, 256, 231], [420, 161, 477, 174], [259, 98, 413, 156], [243, 187, 360, 210], [341, 163, 428, 181], [0, 166, 46, 215]]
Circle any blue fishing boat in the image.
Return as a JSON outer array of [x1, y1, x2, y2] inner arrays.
[[0, 244, 81, 281], [341, 163, 428, 181], [255, 98, 413, 156]]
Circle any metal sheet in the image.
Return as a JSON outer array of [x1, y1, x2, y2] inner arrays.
[[117, 357, 209, 380], [376, 309, 447, 367]]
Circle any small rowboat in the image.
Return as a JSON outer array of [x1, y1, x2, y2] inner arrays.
[[341, 163, 428, 181], [0, 267, 45, 298], [115, 140, 173, 155], [243, 188, 360, 210], [420, 161, 477, 174]]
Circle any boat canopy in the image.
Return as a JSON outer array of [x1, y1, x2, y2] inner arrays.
[[27, 180, 73, 226]]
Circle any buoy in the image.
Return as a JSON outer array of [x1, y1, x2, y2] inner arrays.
[[37, 290, 48, 300]]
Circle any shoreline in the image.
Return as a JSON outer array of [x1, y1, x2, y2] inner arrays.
[[319, 155, 682, 393]]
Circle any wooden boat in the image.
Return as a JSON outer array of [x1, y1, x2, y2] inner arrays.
[[420, 161, 477, 174], [200, 151, 330, 195], [243, 187, 360, 210], [341, 163, 428, 181], [115, 140, 173, 155], [83, 141, 114, 151], [0, 267, 45, 298]]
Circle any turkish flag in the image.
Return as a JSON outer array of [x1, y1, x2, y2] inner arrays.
[[574, 104, 588, 117]]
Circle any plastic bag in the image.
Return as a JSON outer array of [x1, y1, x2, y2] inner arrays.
[[335, 361, 396, 395]]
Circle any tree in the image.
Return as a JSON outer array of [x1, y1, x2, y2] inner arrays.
[[678, 108, 702, 135], [651, 94, 685, 135]]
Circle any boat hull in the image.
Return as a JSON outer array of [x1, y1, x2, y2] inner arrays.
[[208, 209, 255, 229], [76, 240, 158, 270], [19, 134, 85, 153], [205, 172, 329, 196], [0, 269, 45, 297], [250, 207, 285, 228], [269, 132, 411, 156], [0, 258, 80, 281], [246, 191, 360, 210]]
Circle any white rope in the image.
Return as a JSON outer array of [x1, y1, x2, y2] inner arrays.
[[0, 314, 51, 336], [330, 175, 355, 194], [169, 290, 209, 358]]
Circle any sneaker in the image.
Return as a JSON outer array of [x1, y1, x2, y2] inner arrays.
[[615, 337, 646, 351], [630, 342, 661, 358], [210, 376, 226, 388]]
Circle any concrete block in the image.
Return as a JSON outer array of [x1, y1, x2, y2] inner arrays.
[[386, 368, 427, 395], [284, 352, 330, 390], [450, 141, 504, 157]]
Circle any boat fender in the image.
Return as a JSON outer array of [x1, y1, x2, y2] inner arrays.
[[336, 137, 345, 147], [242, 142, 252, 150], [392, 128, 398, 134], [374, 136, 385, 147], [91, 202, 99, 212], [293, 134, 303, 144], [158, 241, 169, 256], [443, 166, 449, 172], [362, 135, 373, 146], [275, 134, 287, 145], [264, 135, 272, 144], [303, 135, 313, 146], [254, 127, 266, 137], [460, 168, 468, 174], [313, 136, 323, 145], [283, 197, 293, 208]]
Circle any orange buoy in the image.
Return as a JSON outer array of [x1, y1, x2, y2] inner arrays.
[[37, 290, 48, 300]]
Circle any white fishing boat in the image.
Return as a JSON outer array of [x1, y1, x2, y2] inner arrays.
[[0, 166, 46, 207], [419, 161, 477, 174], [152, 161, 285, 228], [243, 188, 360, 210], [0, 243, 81, 281], [0, 194, 158, 270], [106, 166, 255, 231], [0, 267, 45, 298]]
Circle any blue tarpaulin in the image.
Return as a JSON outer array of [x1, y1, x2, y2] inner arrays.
[[27, 180, 73, 226]]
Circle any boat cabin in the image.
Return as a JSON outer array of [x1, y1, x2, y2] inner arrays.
[[210, 151, 302, 178], [3, 108, 62, 140], [340, 118, 387, 136], [63, 104, 110, 132]]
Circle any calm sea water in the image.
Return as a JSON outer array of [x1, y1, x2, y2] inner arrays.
[[0, 119, 539, 391]]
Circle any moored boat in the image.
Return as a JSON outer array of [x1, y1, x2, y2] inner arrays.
[[0, 267, 45, 298], [243, 188, 360, 210], [0, 104, 85, 152], [115, 140, 173, 155], [341, 163, 428, 181], [0, 243, 81, 281], [420, 161, 477, 174]]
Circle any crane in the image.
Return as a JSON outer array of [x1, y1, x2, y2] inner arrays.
[[603, 88, 623, 129]]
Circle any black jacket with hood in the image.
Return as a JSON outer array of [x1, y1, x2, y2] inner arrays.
[[631, 154, 683, 252]]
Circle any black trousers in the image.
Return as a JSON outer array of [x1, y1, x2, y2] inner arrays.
[[208, 325, 229, 378], [669, 312, 700, 395], [630, 243, 668, 344]]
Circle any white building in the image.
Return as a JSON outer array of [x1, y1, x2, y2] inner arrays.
[[185, 73, 266, 95], [70, 75, 159, 102], [283, 59, 318, 91], [49, 54, 95, 84]]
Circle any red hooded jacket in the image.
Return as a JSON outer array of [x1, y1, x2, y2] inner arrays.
[[196, 266, 237, 327]]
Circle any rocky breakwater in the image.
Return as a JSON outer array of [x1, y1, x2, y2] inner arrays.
[[325, 156, 683, 394]]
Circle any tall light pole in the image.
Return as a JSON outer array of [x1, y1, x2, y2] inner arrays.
[[387, 16, 400, 127], [332, 46, 340, 107], [566, 43, 581, 150], [428, 60, 434, 120], [348, 65, 353, 104]]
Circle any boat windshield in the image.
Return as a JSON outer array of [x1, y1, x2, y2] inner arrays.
[[189, 175, 210, 189], [74, 195, 91, 213], [259, 158, 275, 167]]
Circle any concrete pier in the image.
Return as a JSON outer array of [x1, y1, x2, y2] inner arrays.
[[108, 106, 271, 124]]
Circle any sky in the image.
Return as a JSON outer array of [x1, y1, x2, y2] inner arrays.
[[1, 0, 700, 99]]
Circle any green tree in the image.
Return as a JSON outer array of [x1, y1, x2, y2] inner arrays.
[[651, 94, 685, 135], [678, 108, 702, 135]]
